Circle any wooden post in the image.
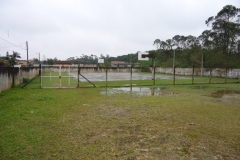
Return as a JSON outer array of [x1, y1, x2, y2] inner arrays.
[[209, 69, 212, 84], [153, 58, 156, 85], [192, 65, 195, 84], [225, 67, 228, 84], [12, 66, 15, 87], [106, 66, 108, 87], [130, 65, 132, 87], [152, 55, 156, 85], [201, 49, 203, 77], [173, 66, 176, 85], [77, 65, 80, 88], [173, 49, 175, 85], [39, 64, 41, 88]]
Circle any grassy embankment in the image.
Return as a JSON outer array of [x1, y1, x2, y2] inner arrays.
[[0, 76, 240, 159]]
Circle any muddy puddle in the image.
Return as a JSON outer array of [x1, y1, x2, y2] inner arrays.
[[211, 90, 240, 98], [101, 87, 173, 96]]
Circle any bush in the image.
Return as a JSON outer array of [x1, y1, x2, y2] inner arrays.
[[23, 78, 30, 83]]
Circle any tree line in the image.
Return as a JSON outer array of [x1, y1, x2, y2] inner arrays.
[[151, 5, 240, 69], [64, 5, 240, 69]]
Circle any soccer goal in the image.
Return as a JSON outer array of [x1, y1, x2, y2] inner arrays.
[[40, 65, 79, 88]]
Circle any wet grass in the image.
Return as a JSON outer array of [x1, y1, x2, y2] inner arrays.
[[0, 78, 240, 159]]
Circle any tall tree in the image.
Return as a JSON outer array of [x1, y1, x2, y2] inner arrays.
[[205, 5, 240, 58], [153, 39, 161, 50], [9, 51, 21, 66]]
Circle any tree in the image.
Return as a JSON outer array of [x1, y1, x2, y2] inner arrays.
[[54, 57, 58, 62], [9, 51, 21, 66], [206, 5, 240, 58], [46, 58, 55, 65], [32, 58, 39, 64], [67, 57, 75, 61], [153, 39, 161, 50], [165, 39, 175, 50]]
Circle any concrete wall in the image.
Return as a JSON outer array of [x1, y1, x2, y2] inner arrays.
[[41, 65, 240, 78], [41, 66, 141, 73], [0, 67, 39, 93], [154, 67, 240, 78]]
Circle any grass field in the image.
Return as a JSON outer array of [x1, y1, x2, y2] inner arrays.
[[0, 76, 240, 159]]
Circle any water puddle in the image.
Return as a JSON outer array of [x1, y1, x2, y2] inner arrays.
[[101, 87, 172, 96], [211, 90, 240, 98], [190, 86, 211, 89]]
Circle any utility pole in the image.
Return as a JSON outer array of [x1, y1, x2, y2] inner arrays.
[[201, 49, 203, 77], [26, 41, 28, 66], [173, 49, 175, 85], [39, 52, 40, 64]]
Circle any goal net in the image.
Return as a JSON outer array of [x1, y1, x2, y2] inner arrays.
[[40, 65, 79, 88]]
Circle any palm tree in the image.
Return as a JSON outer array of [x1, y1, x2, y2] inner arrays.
[[9, 51, 21, 66]]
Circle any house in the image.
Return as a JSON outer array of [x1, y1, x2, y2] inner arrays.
[[0, 58, 7, 66], [111, 61, 126, 67], [16, 60, 34, 67]]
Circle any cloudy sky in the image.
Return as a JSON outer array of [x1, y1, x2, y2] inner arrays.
[[0, 0, 239, 60]]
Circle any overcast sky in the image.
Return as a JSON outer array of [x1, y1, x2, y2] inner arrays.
[[0, 0, 239, 61]]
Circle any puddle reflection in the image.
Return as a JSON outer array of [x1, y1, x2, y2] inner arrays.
[[101, 87, 168, 96]]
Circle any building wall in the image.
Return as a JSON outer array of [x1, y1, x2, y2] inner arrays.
[[154, 67, 240, 78], [0, 67, 39, 93]]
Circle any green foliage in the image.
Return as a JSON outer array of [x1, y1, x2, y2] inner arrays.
[[46, 58, 55, 65], [32, 58, 40, 64], [23, 78, 30, 83], [8, 51, 21, 66], [0, 61, 5, 66]]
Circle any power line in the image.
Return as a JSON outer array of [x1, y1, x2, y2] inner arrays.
[[0, 36, 26, 50]]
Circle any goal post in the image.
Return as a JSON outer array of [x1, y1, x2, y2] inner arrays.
[[40, 65, 79, 88]]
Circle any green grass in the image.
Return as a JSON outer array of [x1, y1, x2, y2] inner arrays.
[[0, 77, 240, 159]]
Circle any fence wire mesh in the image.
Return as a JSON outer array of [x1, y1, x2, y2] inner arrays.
[[40, 65, 240, 88]]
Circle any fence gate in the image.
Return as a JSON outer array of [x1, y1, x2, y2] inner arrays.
[[41, 65, 79, 88]]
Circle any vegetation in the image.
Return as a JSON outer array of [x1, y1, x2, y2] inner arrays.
[[0, 51, 21, 66], [62, 5, 240, 69], [0, 78, 240, 159], [8, 51, 21, 66]]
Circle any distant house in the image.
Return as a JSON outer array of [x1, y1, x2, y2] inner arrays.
[[16, 60, 34, 67], [0, 58, 7, 66], [0, 58, 34, 67], [111, 61, 126, 67], [0, 58, 7, 62]]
